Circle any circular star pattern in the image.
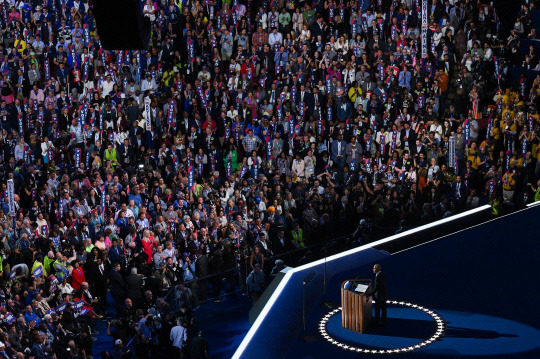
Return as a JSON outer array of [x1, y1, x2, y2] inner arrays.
[[318, 300, 446, 354]]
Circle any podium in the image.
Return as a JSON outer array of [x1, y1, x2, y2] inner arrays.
[[341, 279, 372, 333]]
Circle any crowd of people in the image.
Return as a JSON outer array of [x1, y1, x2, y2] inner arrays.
[[0, 0, 538, 357]]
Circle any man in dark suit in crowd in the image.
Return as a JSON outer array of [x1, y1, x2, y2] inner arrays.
[[126, 267, 144, 308], [117, 138, 135, 168], [366, 263, 387, 327], [110, 262, 127, 310], [400, 121, 417, 151], [88, 256, 109, 305], [295, 84, 314, 116], [272, 228, 294, 256], [195, 249, 209, 301], [80, 281, 106, 316], [190, 331, 209, 359], [238, 101, 253, 123]]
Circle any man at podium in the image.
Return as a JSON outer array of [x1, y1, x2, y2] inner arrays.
[[366, 264, 387, 327]]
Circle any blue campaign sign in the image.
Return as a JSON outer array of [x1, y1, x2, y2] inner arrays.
[[73, 300, 84, 311], [5, 312, 15, 324], [56, 302, 67, 313], [33, 265, 43, 278]]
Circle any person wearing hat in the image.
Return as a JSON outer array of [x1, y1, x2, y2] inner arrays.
[[113, 338, 131, 358]]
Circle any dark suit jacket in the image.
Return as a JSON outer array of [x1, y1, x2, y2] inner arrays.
[[312, 91, 326, 109], [87, 261, 109, 292], [310, 20, 327, 41], [238, 107, 252, 122], [367, 271, 387, 302], [126, 273, 143, 300], [331, 139, 347, 161], [109, 269, 127, 299], [296, 91, 314, 114], [272, 235, 294, 255], [451, 181, 467, 200], [429, 4, 443, 20], [400, 128, 417, 149], [195, 254, 209, 278], [118, 144, 135, 165], [82, 287, 99, 305]]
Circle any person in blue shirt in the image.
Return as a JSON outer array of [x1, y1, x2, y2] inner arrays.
[[245, 118, 261, 138], [128, 189, 142, 207], [115, 210, 127, 232], [337, 96, 353, 122], [24, 305, 42, 325]]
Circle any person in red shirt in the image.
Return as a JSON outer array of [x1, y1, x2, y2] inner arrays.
[[201, 114, 217, 133], [71, 260, 85, 291]]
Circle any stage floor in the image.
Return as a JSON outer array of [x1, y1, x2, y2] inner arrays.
[[286, 212, 540, 358]]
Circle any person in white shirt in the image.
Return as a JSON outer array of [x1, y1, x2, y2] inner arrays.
[[170, 319, 187, 353], [100, 75, 115, 98], [163, 241, 178, 264], [40, 136, 54, 164], [70, 119, 84, 145], [141, 74, 157, 93], [268, 27, 283, 47]]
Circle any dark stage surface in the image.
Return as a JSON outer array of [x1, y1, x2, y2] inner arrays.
[[286, 208, 540, 358]]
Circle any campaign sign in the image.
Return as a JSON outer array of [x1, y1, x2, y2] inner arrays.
[[33, 265, 43, 277], [73, 300, 84, 311]]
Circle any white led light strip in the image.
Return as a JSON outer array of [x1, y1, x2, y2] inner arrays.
[[318, 300, 446, 354]]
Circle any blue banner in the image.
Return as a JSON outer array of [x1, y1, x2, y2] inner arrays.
[[239, 164, 247, 178], [188, 166, 194, 192], [266, 137, 273, 161], [33, 265, 43, 277], [197, 85, 208, 109], [167, 100, 176, 125], [18, 114, 23, 136], [326, 75, 332, 94], [74, 148, 81, 168], [197, 154, 203, 175], [101, 185, 106, 210], [56, 302, 67, 313], [464, 119, 470, 145], [188, 39, 195, 63], [421, 0, 428, 58], [5, 312, 15, 324], [226, 159, 232, 177], [486, 115, 493, 140]]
